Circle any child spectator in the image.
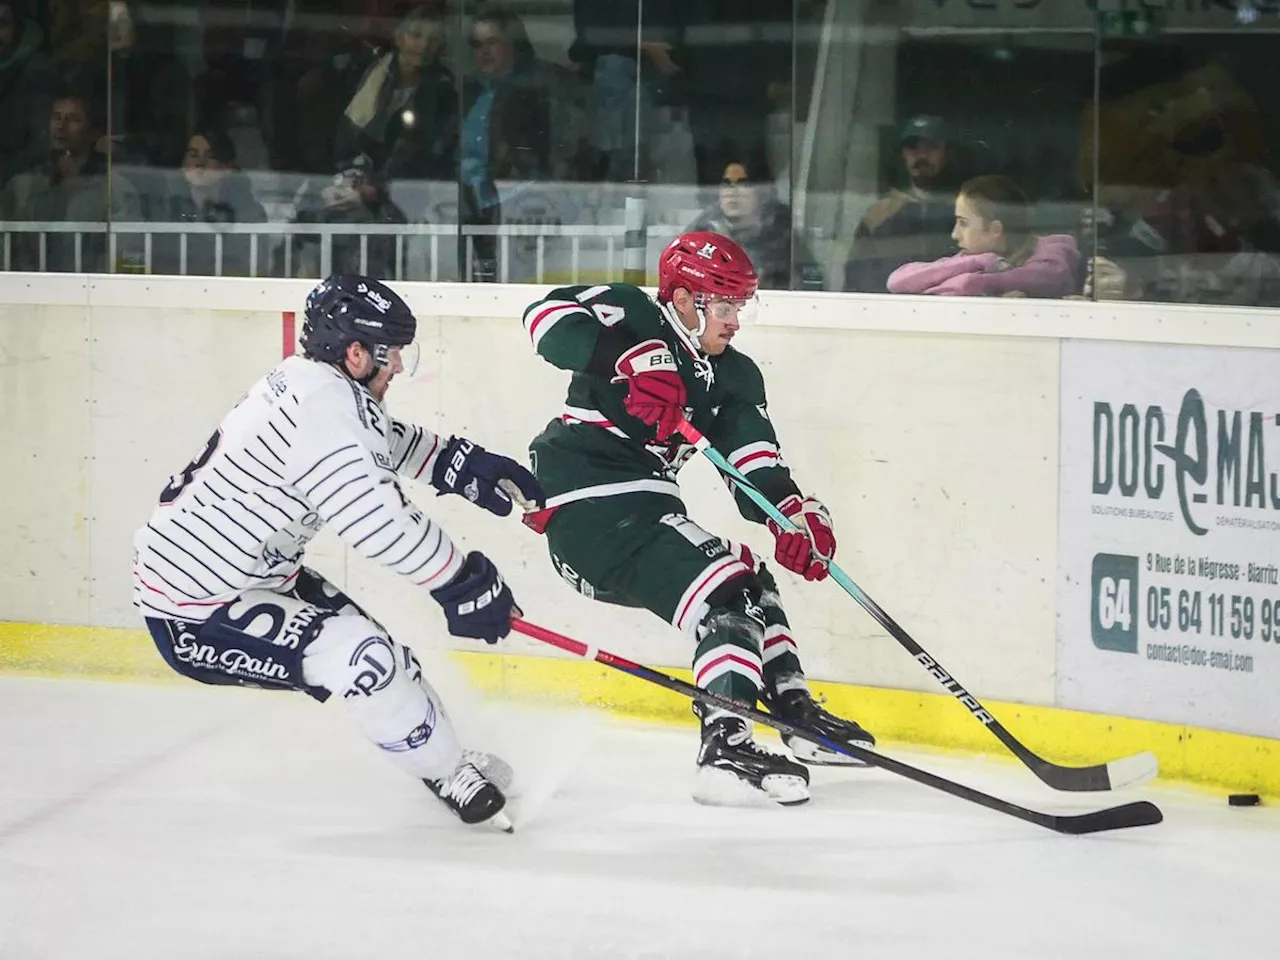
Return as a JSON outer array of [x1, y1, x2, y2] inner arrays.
[[844, 115, 974, 293], [887, 174, 1080, 298]]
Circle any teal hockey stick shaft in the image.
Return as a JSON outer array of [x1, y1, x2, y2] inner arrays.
[[675, 418, 1157, 794]]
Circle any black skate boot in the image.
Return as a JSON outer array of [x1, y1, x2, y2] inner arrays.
[[462, 749, 514, 793], [425, 758, 513, 832], [694, 714, 810, 806], [768, 688, 876, 766]]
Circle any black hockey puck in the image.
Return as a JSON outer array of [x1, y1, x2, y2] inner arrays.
[[1228, 793, 1261, 806]]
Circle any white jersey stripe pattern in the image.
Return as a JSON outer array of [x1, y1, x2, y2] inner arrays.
[[672, 556, 753, 635], [543, 477, 681, 509], [726, 440, 781, 474], [133, 355, 461, 621], [762, 624, 798, 664], [522, 299, 591, 350], [693, 646, 763, 689]]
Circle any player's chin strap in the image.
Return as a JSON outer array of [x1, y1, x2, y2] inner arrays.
[[659, 300, 706, 359], [341, 343, 395, 387], [658, 300, 714, 386]]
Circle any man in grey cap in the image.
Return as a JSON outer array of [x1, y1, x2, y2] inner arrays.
[[844, 114, 973, 293], [899, 115, 952, 190]]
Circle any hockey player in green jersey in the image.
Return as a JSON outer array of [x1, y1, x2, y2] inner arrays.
[[520, 230, 874, 806]]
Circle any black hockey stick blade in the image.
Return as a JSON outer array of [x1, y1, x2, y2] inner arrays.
[[846, 731, 1163, 836], [676, 421, 1158, 794], [1045, 801, 1164, 836], [511, 619, 1164, 836]]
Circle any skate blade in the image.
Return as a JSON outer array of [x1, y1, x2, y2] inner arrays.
[[486, 810, 514, 834], [787, 736, 875, 767], [692, 766, 810, 807]]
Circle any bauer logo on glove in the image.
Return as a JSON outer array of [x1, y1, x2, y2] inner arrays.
[[611, 339, 687, 442], [430, 551, 518, 644], [431, 435, 546, 518], [440, 439, 473, 487], [610, 339, 677, 382], [457, 572, 506, 617]]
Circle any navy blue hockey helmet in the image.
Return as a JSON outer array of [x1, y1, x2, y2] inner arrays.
[[300, 275, 417, 370]]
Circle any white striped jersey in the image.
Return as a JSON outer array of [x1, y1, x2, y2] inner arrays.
[[132, 355, 463, 621]]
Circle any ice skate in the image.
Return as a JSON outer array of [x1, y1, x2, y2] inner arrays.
[[426, 757, 513, 832], [462, 749, 514, 793], [768, 688, 876, 766], [693, 714, 810, 807]]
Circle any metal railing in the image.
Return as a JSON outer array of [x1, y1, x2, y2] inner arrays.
[[0, 221, 675, 283]]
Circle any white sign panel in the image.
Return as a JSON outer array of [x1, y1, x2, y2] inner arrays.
[[1058, 339, 1280, 739]]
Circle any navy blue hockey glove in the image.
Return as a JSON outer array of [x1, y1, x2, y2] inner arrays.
[[429, 551, 518, 644], [431, 436, 545, 518]]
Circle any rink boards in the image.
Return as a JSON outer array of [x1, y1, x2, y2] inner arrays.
[[0, 274, 1276, 797]]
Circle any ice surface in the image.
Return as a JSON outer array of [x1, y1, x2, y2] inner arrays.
[[1, 671, 1276, 960]]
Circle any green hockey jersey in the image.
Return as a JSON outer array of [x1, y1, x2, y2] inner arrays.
[[522, 282, 801, 522]]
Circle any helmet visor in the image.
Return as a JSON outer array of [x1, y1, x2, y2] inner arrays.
[[700, 294, 760, 326], [400, 341, 421, 376], [373, 341, 420, 377]]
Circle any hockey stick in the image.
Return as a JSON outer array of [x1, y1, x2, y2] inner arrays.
[[510, 618, 1162, 835], [675, 419, 1158, 793]]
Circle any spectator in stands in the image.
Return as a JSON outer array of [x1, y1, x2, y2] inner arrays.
[[675, 0, 791, 187], [286, 152, 409, 280], [569, 0, 682, 182], [0, 1, 55, 190], [194, 0, 286, 140], [459, 3, 551, 280], [335, 4, 458, 185], [1082, 48, 1280, 306], [533, 45, 594, 186], [150, 128, 268, 277], [267, 1, 458, 176], [887, 174, 1080, 299], [0, 90, 141, 272], [49, 0, 107, 70], [844, 115, 973, 293], [99, 1, 191, 167], [684, 153, 823, 290]]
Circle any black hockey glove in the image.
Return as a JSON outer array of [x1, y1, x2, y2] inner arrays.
[[430, 551, 518, 644], [431, 436, 545, 518]]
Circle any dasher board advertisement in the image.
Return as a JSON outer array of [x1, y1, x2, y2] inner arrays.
[[1058, 339, 1280, 739]]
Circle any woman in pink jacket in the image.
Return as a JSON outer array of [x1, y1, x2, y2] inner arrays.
[[886, 175, 1081, 298]]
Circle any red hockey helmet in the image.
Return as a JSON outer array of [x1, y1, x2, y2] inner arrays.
[[656, 231, 759, 304]]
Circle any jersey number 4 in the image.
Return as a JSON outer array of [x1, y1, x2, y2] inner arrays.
[[160, 430, 222, 505], [576, 285, 626, 326]]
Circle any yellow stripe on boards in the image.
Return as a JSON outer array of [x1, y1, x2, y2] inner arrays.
[[0, 623, 177, 683], [1, 621, 1276, 798]]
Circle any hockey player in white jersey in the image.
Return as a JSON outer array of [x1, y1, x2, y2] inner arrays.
[[132, 274, 544, 831]]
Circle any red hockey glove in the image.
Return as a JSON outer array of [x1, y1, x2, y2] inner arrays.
[[767, 495, 836, 581], [612, 338, 687, 442]]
